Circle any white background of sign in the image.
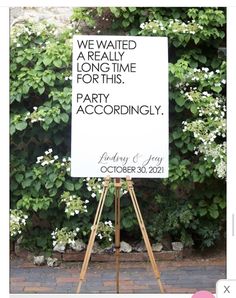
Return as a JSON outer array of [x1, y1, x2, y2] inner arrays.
[[71, 35, 168, 178]]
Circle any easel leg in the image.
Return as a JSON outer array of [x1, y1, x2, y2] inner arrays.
[[114, 178, 121, 293], [126, 177, 165, 293], [76, 176, 110, 293]]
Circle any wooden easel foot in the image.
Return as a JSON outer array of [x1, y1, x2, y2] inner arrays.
[[76, 280, 83, 293]]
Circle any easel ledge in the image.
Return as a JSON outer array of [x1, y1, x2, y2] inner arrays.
[[76, 176, 165, 294]]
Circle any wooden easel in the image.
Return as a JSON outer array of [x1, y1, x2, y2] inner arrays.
[[76, 176, 165, 294]]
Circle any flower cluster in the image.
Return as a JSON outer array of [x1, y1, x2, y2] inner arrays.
[[179, 67, 226, 179], [24, 106, 61, 125], [11, 22, 59, 46], [51, 227, 79, 247], [140, 18, 203, 35], [198, 141, 226, 178], [175, 67, 226, 93], [24, 106, 45, 123], [183, 115, 226, 179], [97, 221, 114, 244], [214, 158, 226, 179], [182, 92, 226, 142], [36, 148, 71, 172], [10, 209, 28, 237], [84, 177, 103, 198], [60, 191, 89, 217], [85, 177, 128, 198], [65, 76, 72, 81], [188, 67, 226, 87]]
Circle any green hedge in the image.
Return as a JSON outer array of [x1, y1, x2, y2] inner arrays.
[[10, 7, 226, 253]]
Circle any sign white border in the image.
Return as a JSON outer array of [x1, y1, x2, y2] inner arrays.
[[71, 35, 169, 178]]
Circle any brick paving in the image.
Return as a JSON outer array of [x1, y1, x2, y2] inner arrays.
[[10, 256, 226, 294]]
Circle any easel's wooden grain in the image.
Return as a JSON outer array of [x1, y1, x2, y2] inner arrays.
[[76, 176, 165, 293]]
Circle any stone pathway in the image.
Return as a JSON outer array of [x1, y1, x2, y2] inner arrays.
[[10, 256, 226, 294]]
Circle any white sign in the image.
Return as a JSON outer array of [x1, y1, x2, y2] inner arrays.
[[71, 35, 168, 178]]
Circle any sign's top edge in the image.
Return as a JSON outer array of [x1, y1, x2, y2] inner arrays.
[[73, 35, 168, 39]]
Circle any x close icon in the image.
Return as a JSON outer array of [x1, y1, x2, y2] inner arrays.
[[217, 280, 236, 297], [224, 285, 230, 294]]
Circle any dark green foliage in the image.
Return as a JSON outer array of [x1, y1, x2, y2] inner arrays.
[[10, 7, 226, 252]]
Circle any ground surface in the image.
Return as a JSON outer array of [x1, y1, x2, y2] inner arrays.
[[10, 252, 226, 294]]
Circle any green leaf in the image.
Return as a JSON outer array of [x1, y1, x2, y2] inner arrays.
[[49, 173, 57, 183], [199, 209, 207, 216], [173, 39, 181, 47], [22, 178, 32, 188], [175, 105, 184, 113], [65, 181, 74, 191], [175, 140, 183, 148], [199, 200, 207, 207], [75, 181, 83, 190], [15, 173, 24, 183], [190, 104, 198, 114], [15, 122, 27, 131], [211, 85, 222, 93], [16, 56, 24, 63], [22, 84, 30, 94], [193, 36, 200, 44], [130, 28, 139, 36], [49, 188, 57, 197], [61, 113, 69, 123], [209, 209, 219, 219], [55, 180, 63, 188], [192, 171, 199, 182], [42, 75, 51, 85], [172, 130, 181, 140], [122, 20, 130, 28], [33, 205, 39, 212], [122, 217, 133, 229], [175, 96, 185, 107], [104, 193, 113, 207], [34, 181, 41, 192], [10, 125, 16, 135], [45, 117, 53, 125], [199, 165, 205, 174], [187, 143, 194, 151], [128, 7, 136, 12], [181, 159, 191, 166], [198, 55, 207, 63], [219, 200, 226, 209], [38, 86, 45, 95], [170, 157, 179, 165], [43, 57, 52, 66], [211, 59, 221, 68], [45, 181, 54, 189], [54, 116, 61, 124], [53, 59, 62, 68], [53, 134, 63, 145], [110, 7, 120, 17], [36, 237, 47, 248]]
